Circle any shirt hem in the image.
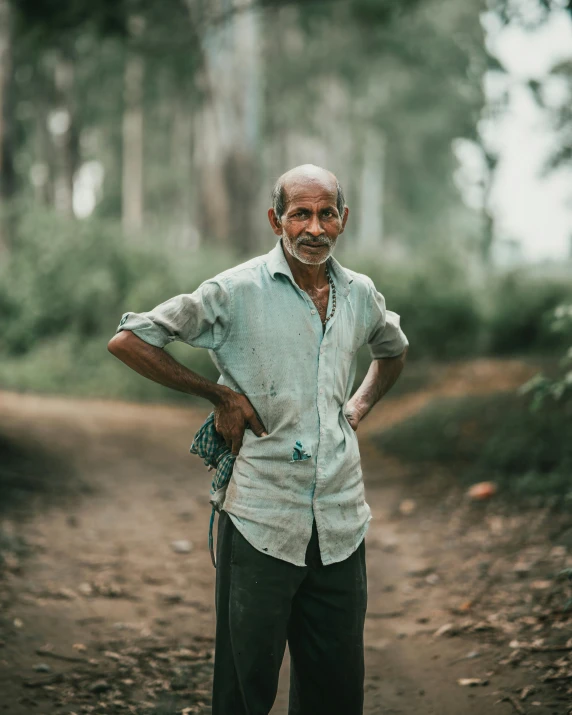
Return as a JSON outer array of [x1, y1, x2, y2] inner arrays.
[[225, 509, 372, 568]]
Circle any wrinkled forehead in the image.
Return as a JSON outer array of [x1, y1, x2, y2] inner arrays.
[[283, 175, 338, 208]]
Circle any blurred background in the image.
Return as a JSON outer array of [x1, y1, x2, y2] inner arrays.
[[0, 0, 570, 399], [1, 1, 572, 713]]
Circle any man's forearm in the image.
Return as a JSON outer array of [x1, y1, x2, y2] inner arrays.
[[349, 349, 407, 423], [107, 330, 228, 405]]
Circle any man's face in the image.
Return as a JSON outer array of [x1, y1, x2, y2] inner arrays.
[[273, 180, 349, 266]]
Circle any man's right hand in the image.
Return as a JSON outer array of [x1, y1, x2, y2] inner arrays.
[[214, 388, 268, 455]]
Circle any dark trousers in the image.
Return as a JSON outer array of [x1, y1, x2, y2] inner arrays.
[[212, 510, 368, 715]]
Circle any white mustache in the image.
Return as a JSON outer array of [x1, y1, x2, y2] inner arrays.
[[297, 236, 331, 246]]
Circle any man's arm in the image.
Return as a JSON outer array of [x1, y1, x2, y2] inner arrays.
[[344, 348, 407, 431], [108, 330, 267, 453]]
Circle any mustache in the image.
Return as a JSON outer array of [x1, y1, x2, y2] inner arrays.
[[296, 235, 332, 245]]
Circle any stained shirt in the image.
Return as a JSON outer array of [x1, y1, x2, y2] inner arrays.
[[115, 238, 409, 566]]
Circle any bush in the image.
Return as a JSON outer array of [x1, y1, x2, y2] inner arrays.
[[0, 206, 236, 399], [485, 272, 572, 355], [0, 206, 238, 355], [2, 206, 572, 401], [375, 392, 572, 501], [346, 252, 485, 359]]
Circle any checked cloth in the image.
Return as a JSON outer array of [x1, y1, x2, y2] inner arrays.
[[190, 411, 235, 567]]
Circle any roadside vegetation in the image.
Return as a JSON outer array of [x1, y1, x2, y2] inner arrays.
[[1, 207, 571, 401]]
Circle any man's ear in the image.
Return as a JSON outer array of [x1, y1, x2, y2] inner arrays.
[[339, 206, 349, 234], [268, 208, 283, 236]]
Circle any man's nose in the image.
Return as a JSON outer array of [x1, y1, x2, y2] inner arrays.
[[306, 214, 324, 237]]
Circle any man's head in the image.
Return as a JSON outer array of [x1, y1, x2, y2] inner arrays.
[[268, 164, 349, 266]]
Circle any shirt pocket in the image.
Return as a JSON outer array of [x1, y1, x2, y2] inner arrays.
[[333, 346, 356, 405]]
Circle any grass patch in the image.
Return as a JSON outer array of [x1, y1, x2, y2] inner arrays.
[[375, 392, 572, 501]]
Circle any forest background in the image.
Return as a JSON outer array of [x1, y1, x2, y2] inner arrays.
[[0, 0, 571, 501]]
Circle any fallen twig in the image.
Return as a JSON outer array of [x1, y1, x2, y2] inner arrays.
[[35, 647, 87, 664], [525, 645, 572, 653], [23, 673, 65, 688]]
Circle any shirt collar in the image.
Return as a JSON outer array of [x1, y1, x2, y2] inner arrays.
[[266, 239, 352, 296]]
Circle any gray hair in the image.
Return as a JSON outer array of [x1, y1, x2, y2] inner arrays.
[[271, 177, 346, 221]]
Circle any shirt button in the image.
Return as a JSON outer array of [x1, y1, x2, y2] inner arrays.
[[319, 388, 323, 394], [311, 309, 316, 315], [320, 348, 324, 355]]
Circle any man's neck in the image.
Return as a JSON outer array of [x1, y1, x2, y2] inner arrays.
[[280, 239, 329, 292]]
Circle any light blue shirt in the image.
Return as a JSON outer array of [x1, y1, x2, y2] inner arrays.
[[116, 239, 408, 566]]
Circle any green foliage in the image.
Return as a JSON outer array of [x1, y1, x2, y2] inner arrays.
[[485, 274, 572, 355], [347, 251, 572, 363], [519, 303, 572, 409], [364, 260, 484, 359], [2, 206, 572, 401], [0, 206, 235, 398], [376, 392, 572, 501]]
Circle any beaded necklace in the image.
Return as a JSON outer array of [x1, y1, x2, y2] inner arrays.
[[323, 264, 337, 326]]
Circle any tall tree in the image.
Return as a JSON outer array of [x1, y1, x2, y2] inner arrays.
[[122, 16, 145, 234], [0, 0, 15, 250]]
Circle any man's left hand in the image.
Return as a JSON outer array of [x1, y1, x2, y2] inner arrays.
[[344, 405, 360, 431]]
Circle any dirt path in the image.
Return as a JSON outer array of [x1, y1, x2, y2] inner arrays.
[[0, 360, 570, 715]]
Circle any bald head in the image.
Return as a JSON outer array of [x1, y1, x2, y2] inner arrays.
[[271, 164, 345, 221]]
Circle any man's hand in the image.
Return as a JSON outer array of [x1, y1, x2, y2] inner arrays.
[[344, 403, 361, 432], [108, 332, 268, 453], [215, 388, 268, 455], [344, 350, 408, 431]]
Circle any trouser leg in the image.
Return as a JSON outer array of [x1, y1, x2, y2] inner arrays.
[[212, 510, 305, 715], [287, 537, 368, 715]]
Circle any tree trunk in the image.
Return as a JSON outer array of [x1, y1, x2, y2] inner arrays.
[[171, 91, 199, 250], [480, 148, 497, 264], [0, 0, 15, 251], [122, 45, 144, 235], [189, 0, 261, 253], [52, 55, 78, 218], [357, 127, 385, 255]]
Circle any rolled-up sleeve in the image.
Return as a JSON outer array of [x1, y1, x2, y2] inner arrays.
[[366, 279, 409, 359], [115, 277, 232, 351]]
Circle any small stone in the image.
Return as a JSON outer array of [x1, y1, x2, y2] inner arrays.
[[399, 499, 416, 516], [457, 678, 488, 687], [89, 679, 111, 694], [467, 481, 497, 500], [32, 663, 51, 673], [171, 540, 192, 554]]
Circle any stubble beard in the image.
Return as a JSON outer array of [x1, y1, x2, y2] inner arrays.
[[281, 230, 337, 266]]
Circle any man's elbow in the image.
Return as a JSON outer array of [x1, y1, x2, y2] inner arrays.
[[108, 330, 135, 359]]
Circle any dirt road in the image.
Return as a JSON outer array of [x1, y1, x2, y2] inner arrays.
[[0, 360, 570, 714]]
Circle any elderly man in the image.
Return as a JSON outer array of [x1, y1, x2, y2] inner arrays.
[[108, 164, 408, 715]]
